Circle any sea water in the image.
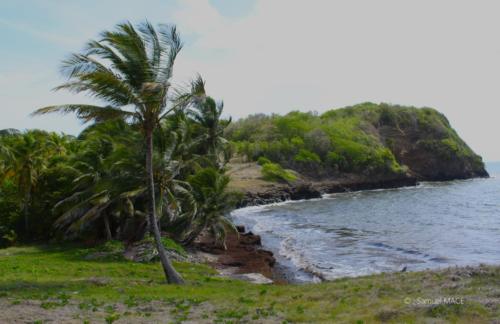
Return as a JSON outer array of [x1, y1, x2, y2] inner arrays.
[[231, 162, 500, 282]]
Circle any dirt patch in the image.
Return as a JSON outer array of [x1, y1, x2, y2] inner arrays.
[[227, 162, 284, 194]]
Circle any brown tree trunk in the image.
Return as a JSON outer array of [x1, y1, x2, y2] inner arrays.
[[145, 128, 184, 284]]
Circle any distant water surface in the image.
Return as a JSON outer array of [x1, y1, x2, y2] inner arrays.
[[231, 162, 500, 282]]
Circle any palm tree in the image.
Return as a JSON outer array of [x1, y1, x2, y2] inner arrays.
[[53, 132, 142, 240], [154, 124, 198, 227], [0, 129, 20, 183], [182, 168, 239, 248], [32, 21, 196, 284], [188, 82, 231, 168], [4, 132, 51, 234], [0, 143, 12, 183]]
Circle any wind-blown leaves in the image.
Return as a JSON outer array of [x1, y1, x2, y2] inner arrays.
[[32, 105, 136, 124]]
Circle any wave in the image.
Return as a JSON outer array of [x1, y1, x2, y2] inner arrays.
[[279, 237, 328, 281]]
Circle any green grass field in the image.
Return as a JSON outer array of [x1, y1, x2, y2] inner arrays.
[[0, 245, 498, 323]]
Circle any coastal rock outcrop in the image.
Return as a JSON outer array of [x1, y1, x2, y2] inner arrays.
[[238, 182, 321, 207]]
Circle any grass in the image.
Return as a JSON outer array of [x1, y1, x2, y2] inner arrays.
[[0, 245, 499, 323]]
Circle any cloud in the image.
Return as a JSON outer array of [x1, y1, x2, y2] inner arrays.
[[170, 0, 500, 161], [2, 0, 500, 160], [0, 18, 79, 48]]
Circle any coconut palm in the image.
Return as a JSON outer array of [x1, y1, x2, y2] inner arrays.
[[32, 21, 197, 284], [182, 168, 239, 248], [153, 146, 196, 235], [0, 141, 13, 183], [53, 131, 141, 240], [188, 87, 231, 168], [4, 132, 51, 234], [0, 130, 21, 177]]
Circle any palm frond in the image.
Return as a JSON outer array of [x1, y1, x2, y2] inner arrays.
[[68, 200, 111, 233], [157, 24, 183, 82], [138, 20, 162, 78], [32, 105, 134, 123]]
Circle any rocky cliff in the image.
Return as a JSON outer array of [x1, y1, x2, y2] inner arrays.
[[374, 105, 488, 180]]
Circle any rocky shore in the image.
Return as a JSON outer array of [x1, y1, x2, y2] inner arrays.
[[194, 225, 281, 283], [238, 174, 418, 207]]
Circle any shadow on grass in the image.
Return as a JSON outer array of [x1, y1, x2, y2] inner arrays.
[[0, 280, 79, 299], [0, 243, 131, 264]]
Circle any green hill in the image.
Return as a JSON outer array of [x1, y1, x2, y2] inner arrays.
[[226, 102, 487, 181]]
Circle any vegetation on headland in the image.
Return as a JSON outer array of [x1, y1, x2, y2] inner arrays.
[[0, 245, 498, 323], [227, 102, 487, 181]]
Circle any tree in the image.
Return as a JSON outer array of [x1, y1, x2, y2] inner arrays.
[[2, 132, 51, 235], [52, 129, 143, 241], [0, 143, 12, 184], [182, 168, 239, 248], [0, 129, 20, 184], [188, 90, 231, 167], [32, 21, 197, 284]]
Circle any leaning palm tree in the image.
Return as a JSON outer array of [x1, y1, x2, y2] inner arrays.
[[32, 21, 195, 284]]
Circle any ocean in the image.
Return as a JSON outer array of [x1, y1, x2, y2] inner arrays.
[[231, 162, 500, 282]]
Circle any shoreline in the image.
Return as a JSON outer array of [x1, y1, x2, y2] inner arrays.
[[216, 175, 419, 283], [225, 174, 492, 283], [237, 175, 418, 207]]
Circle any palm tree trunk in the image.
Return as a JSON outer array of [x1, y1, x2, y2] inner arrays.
[[103, 214, 112, 241], [23, 187, 31, 235], [145, 129, 184, 284]]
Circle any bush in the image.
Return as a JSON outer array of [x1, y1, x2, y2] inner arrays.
[[294, 149, 321, 163], [99, 240, 125, 253], [161, 237, 187, 256], [326, 151, 347, 169], [257, 156, 272, 165], [0, 227, 17, 247], [261, 162, 297, 182], [142, 236, 187, 256]]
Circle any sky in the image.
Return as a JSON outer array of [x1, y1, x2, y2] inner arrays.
[[1, 0, 499, 161]]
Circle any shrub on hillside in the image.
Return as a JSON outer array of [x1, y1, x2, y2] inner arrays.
[[261, 162, 297, 182], [294, 149, 321, 163], [257, 156, 272, 165]]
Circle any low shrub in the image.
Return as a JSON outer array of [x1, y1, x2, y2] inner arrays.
[[261, 162, 297, 182], [294, 149, 321, 163], [161, 237, 187, 256], [257, 156, 272, 165]]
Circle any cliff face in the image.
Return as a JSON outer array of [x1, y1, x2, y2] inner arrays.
[[373, 105, 488, 180], [227, 102, 488, 183]]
